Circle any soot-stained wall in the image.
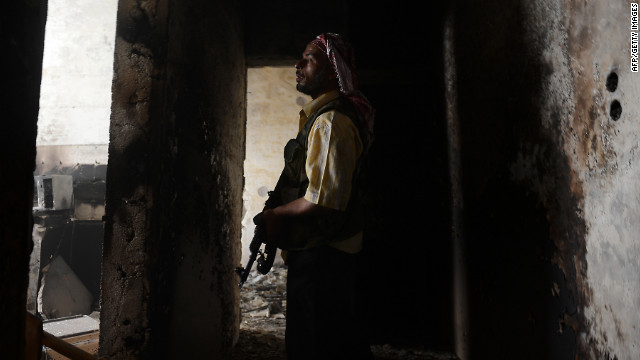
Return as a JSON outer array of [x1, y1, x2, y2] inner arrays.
[[560, 2, 639, 358], [451, 1, 584, 358], [99, 0, 245, 358], [450, 0, 639, 359]]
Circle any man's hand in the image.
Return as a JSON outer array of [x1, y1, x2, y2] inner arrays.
[[261, 208, 282, 246], [261, 197, 341, 247]]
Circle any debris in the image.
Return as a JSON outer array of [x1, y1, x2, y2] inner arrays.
[[267, 301, 283, 316], [38, 256, 93, 320]]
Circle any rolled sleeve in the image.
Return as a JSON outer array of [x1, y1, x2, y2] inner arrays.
[[304, 110, 362, 211]]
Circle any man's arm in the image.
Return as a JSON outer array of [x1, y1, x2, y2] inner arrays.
[[261, 197, 342, 246]]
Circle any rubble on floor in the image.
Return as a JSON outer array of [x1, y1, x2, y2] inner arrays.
[[233, 264, 287, 360], [232, 264, 459, 360]]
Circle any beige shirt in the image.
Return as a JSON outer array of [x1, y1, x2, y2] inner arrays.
[[299, 90, 364, 253]]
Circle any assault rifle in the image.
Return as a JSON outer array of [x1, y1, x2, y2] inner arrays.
[[236, 136, 304, 288], [235, 191, 281, 289]]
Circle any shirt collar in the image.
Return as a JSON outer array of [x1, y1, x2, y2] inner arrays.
[[301, 90, 340, 119]]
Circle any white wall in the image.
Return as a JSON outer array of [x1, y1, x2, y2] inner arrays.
[[37, 0, 118, 147]]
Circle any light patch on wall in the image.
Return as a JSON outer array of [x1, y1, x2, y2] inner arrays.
[[241, 67, 311, 266], [37, 0, 118, 146]]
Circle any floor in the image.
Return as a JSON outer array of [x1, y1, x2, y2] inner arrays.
[[231, 264, 459, 360], [38, 263, 458, 359]]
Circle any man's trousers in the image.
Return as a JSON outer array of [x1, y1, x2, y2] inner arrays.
[[285, 245, 372, 360]]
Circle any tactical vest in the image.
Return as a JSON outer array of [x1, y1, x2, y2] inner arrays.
[[275, 97, 366, 251]]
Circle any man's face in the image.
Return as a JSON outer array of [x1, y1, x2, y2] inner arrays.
[[295, 43, 336, 99]]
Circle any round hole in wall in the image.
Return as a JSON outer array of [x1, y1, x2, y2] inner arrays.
[[257, 186, 269, 197], [610, 100, 622, 121], [606, 72, 618, 92]]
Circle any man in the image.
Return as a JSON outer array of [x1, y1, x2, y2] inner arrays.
[[261, 33, 375, 360]]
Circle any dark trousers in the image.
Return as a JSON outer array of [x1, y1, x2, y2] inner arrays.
[[285, 245, 372, 360]]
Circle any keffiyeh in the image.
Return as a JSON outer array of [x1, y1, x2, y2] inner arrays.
[[311, 33, 375, 154]]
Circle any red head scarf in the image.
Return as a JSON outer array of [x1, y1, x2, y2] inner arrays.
[[311, 33, 375, 154]]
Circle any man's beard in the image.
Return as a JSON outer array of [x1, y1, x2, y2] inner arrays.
[[296, 67, 329, 96]]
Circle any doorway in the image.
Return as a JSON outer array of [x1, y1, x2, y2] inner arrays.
[[29, 0, 117, 354]]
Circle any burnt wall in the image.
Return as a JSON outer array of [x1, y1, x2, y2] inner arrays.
[[562, 1, 639, 358], [448, 0, 640, 358], [0, 1, 47, 358], [452, 1, 576, 357], [451, 0, 584, 358], [99, 0, 245, 358]]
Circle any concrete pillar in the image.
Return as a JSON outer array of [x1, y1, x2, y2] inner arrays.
[[99, 0, 245, 358]]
